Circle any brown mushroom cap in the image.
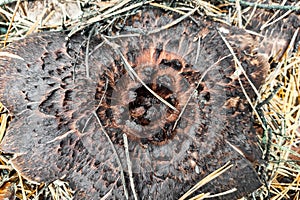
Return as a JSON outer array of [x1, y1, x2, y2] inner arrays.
[[0, 8, 280, 199]]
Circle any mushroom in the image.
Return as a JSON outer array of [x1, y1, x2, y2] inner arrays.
[[0, 7, 297, 199]]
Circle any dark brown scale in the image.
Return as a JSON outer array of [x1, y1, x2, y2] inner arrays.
[[0, 6, 297, 200]]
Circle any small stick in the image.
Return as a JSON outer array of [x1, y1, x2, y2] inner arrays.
[[85, 25, 98, 78], [256, 84, 282, 161], [93, 112, 129, 199], [4, 0, 21, 47], [100, 177, 120, 200], [218, 30, 266, 130], [93, 78, 129, 199], [179, 162, 233, 200], [204, 188, 237, 199], [224, 0, 300, 11], [123, 134, 138, 200], [194, 36, 201, 64], [147, 7, 199, 35]]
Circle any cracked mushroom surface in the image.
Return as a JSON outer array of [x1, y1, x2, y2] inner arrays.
[[0, 7, 298, 199]]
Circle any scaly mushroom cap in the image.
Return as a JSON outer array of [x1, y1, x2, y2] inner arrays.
[[1, 7, 291, 199]]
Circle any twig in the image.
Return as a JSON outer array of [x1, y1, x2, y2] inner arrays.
[[100, 177, 120, 200], [206, 188, 238, 199], [256, 84, 282, 161], [25, 5, 48, 35], [4, 0, 21, 47], [93, 112, 129, 199], [225, 0, 300, 11], [94, 0, 131, 21], [256, 84, 282, 109], [10, 162, 29, 200], [0, 111, 9, 142], [0, 6, 34, 30], [149, 2, 199, 25], [147, 6, 199, 35], [66, 0, 154, 37], [93, 78, 129, 199], [235, 0, 243, 28], [194, 36, 201, 64], [260, 9, 293, 31], [218, 30, 260, 97], [256, 84, 282, 126], [150, 2, 187, 15], [193, 0, 222, 14], [218, 30, 266, 130], [37, 183, 52, 200], [285, 28, 299, 58], [85, 25, 98, 78], [244, 2, 258, 28], [0, 52, 24, 60], [179, 162, 233, 200], [123, 134, 138, 200]]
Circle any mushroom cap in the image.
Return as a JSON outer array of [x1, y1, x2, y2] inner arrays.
[[0, 8, 276, 199]]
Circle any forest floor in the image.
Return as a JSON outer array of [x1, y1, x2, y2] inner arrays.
[[0, 0, 299, 199]]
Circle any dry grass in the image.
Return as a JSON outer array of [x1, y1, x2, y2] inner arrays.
[[0, 0, 299, 199], [255, 47, 300, 199]]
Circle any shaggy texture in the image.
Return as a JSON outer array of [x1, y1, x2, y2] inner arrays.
[[0, 6, 299, 199]]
